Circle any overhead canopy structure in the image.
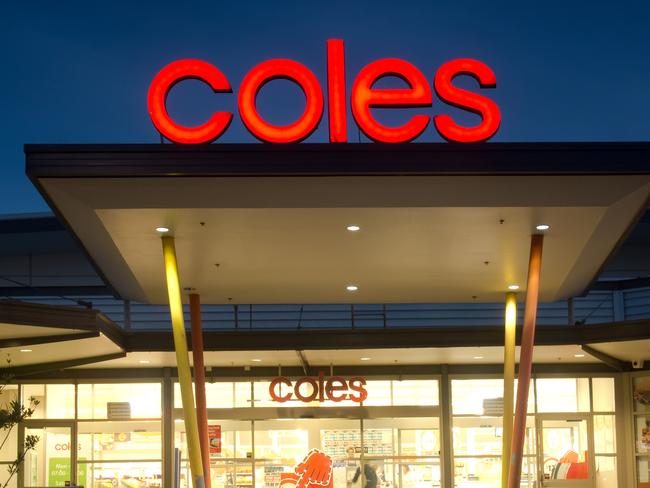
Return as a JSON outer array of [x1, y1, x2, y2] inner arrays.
[[0, 300, 125, 372], [26, 142, 650, 304]]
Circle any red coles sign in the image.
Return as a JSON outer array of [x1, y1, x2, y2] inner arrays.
[[148, 40, 500, 145], [269, 372, 368, 403]]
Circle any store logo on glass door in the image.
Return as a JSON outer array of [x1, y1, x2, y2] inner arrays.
[[269, 372, 368, 403], [148, 40, 500, 144]]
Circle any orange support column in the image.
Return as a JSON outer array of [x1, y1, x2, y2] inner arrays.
[[507, 234, 544, 488], [190, 293, 211, 488]]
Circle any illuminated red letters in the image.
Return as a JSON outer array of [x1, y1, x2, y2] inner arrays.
[[269, 373, 368, 403], [351, 58, 432, 143], [239, 59, 323, 143], [433, 58, 501, 143], [148, 59, 233, 144], [148, 40, 500, 144]]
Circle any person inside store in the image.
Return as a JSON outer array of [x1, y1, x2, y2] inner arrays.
[[346, 446, 378, 488], [351, 463, 378, 488]]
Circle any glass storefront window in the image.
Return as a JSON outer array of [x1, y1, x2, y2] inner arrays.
[[78, 420, 162, 462], [82, 461, 162, 488], [593, 377, 615, 412], [595, 456, 617, 488], [536, 378, 590, 413], [634, 376, 650, 413], [392, 380, 439, 406], [21, 384, 75, 419], [593, 415, 616, 454], [451, 379, 503, 416], [78, 383, 161, 419], [174, 382, 236, 409]]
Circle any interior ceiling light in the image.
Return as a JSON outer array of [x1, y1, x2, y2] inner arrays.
[[346, 225, 360, 232], [138, 360, 150, 364], [508, 284, 520, 290], [251, 358, 262, 362], [536, 224, 550, 231], [473, 356, 484, 359], [574, 353, 586, 358], [346, 285, 358, 291], [360, 357, 371, 361], [155, 226, 170, 233], [19, 349, 32, 353]]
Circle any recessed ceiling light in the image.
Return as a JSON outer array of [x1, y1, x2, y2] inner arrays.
[[536, 224, 550, 231], [346, 285, 358, 292], [574, 353, 585, 358], [360, 357, 371, 361], [508, 284, 520, 290], [138, 360, 150, 364], [155, 227, 170, 233], [251, 359, 262, 362], [473, 356, 484, 360], [346, 225, 360, 232], [19, 349, 32, 353]]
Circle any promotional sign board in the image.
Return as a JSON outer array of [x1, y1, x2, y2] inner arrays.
[[208, 424, 222, 455], [149, 39, 500, 145]]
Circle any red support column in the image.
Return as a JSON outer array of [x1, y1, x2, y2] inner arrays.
[[507, 234, 544, 488], [190, 293, 211, 488]]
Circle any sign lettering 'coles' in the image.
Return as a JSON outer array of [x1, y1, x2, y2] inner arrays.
[[269, 373, 368, 403], [148, 39, 500, 145]]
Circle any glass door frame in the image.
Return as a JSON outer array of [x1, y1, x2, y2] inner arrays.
[[18, 419, 78, 488], [535, 413, 595, 488]]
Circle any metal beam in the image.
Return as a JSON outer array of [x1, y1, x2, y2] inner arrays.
[[508, 234, 544, 488], [161, 236, 204, 488], [501, 292, 517, 488], [7, 352, 126, 376], [581, 344, 632, 371], [296, 350, 310, 375], [0, 331, 98, 348], [190, 294, 211, 488]]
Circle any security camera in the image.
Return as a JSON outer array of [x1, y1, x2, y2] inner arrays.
[[633, 360, 645, 369]]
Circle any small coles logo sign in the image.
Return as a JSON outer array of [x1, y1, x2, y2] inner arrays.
[[269, 372, 368, 403], [148, 39, 500, 145]]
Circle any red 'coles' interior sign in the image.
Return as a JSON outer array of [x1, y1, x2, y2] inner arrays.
[[148, 40, 500, 144], [269, 373, 368, 403]]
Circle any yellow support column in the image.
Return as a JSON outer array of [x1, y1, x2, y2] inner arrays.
[[501, 292, 517, 488], [162, 236, 205, 488]]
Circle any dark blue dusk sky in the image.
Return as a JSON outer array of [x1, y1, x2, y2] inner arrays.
[[2, 0, 649, 213]]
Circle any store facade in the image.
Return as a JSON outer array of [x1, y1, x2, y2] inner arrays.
[[0, 366, 641, 488], [10, 134, 650, 488]]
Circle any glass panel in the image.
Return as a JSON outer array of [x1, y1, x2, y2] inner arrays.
[[637, 456, 650, 487], [254, 419, 310, 472], [634, 376, 650, 413], [540, 418, 589, 480], [46, 385, 76, 419], [24, 426, 75, 488], [592, 378, 615, 412], [82, 461, 161, 488], [453, 457, 500, 487], [78, 383, 161, 419], [21, 385, 45, 419], [536, 378, 590, 413], [452, 416, 535, 456], [78, 420, 162, 461], [0, 466, 17, 488], [176, 419, 252, 460], [174, 382, 236, 409], [392, 380, 439, 406], [452, 379, 503, 415], [235, 382, 252, 408], [595, 456, 617, 488], [593, 415, 616, 454]]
